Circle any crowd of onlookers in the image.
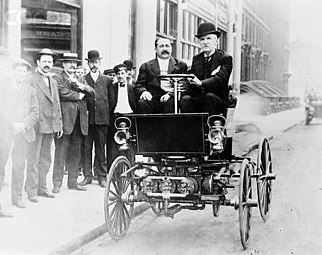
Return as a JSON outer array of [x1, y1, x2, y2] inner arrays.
[[0, 21, 233, 217]]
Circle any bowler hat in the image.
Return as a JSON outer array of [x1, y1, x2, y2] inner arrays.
[[195, 22, 220, 39], [85, 50, 102, 61], [12, 58, 31, 70], [113, 63, 127, 74], [60, 52, 81, 62], [123, 60, 136, 70], [35, 48, 58, 63]]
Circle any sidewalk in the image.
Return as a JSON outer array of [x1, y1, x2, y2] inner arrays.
[[0, 107, 305, 255]]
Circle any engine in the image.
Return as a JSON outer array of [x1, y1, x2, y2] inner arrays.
[[142, 176, 198, 198]]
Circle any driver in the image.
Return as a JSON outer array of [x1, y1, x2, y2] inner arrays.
[[135, 37, 188, 113]]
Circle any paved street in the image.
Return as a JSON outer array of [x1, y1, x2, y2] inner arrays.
[[71, 117, 322, 255]]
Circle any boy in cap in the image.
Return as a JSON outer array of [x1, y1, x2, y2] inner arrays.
[[123, 59, 136, 85], [52, 53, 94, 193], [107, 63, 137, 169], [180, 22, 233, 116], [0, 58, 39, 210], [24, 48, 63, 202]]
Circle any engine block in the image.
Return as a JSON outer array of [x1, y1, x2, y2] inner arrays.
[[142, 176, 198, 198]]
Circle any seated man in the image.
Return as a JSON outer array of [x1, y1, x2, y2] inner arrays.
[[135, 37, 188, 113], [180, 22, 233, 116]]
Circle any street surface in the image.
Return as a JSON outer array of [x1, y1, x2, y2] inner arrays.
[[72, 119, 322, 255]]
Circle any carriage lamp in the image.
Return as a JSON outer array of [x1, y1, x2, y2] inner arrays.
[[207, 116, 226, 153], [114, 117, 132, 151]]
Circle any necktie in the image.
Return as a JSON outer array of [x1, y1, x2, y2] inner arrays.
[[204, 56, 211, 79]]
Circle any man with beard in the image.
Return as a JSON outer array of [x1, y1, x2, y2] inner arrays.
[[52, 53, 94, 193], [135, 37, 188, 113], [180, 22, 233, 116], [79, 50, 112, 188], [25, 48, 63, 203]]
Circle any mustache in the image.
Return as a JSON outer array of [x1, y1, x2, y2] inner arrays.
[[161, 50, 169, 54], [44, 66, 50, 69]]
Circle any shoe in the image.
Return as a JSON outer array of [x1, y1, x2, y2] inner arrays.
[[52, 186, 60, 194], [12, 199, 25, 209], [79, 177, 92, 186], [38, 191, 55, 199], [99, 179, 106, 188], [28, 196, 38, 203], [0, 210, 14, 218], [68, 184, 87, 191]]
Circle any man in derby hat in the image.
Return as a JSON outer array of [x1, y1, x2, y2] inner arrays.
[[52, 53, 94, 193], [80, 49, 112, 188], [24, 48, 63, 202], [0, 58, 39, 212], [123, 59, 136, 85], [180, 21, 233, 116], [135, 37, 188, 113]]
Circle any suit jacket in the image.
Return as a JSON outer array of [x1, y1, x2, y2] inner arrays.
[[53, 71, 95, 135], [135, 57, 188, 98], [85, 72, 112, 125], [189, 49, 233, 103], [0, 77, 39, 142], [109, 81, 137, 114], [24, 71, 63, 134]]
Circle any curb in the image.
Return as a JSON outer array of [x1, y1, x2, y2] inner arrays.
[[49, 203, 151, 255]]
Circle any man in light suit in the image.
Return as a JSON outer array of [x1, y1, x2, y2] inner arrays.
[[135, 37, 188, 113], [52, 53, 94, 193], [107, 63, 137, 170], [0, 59, 39, 212], [180, 22, 233, 116], [79, 50, 112, 188], [25, 48, 63, 203]]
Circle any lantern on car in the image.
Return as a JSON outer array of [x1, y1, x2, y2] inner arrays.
[[114, 117, 132, 151], [207, 115, 226, 154]]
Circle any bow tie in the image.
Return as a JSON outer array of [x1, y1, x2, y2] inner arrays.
[[204, 55, 212, 62], [119, 83, 125, 87]]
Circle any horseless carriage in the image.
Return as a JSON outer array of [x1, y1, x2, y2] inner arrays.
[[104, 74, 276, 249]]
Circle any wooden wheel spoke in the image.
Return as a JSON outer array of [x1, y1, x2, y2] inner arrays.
[[111, 178, 121, 195]]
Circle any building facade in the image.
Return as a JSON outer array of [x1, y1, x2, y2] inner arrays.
[[0, 0, 290, 93]]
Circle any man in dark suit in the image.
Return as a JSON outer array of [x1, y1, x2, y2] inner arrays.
[[79, 50, 112, 188], [180, 22, 233, 116], [107, 63, 137, 170], [135, 37, 188, 113], [24, 48, 63, 203], [52, 53, 94, 193], [0, 59, 39, 212]]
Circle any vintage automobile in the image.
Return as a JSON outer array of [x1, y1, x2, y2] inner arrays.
[[305, 91, 322, 125], [104, 74, 275, 249]]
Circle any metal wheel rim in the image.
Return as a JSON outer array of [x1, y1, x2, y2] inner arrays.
[[212, 202, 220, 217], [257, 138, 273, 222], [104, 156, 134, 240], [239, 159, 252, 250]]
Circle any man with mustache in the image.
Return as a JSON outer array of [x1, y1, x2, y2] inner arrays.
[[180, 22, 233, 116], [52, 53, 94, 193], [24, 48, 63, 203], [79, 50, 112, 188], [135, 37, 188, 113]]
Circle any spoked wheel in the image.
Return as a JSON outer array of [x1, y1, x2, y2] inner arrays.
[[257, 137, 273, 222], [104, 156, 134, 240], [151, 201, 162, 216], [239, 159, 252, 250]]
